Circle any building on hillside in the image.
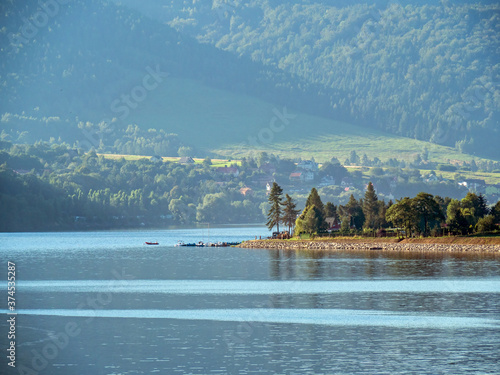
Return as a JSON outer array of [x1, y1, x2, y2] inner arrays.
[[179, 156, 195, 164], [341, 177, 353, 187], [289, 171, 314, 182], [151, 155, 163, 163], [319, 176, 335, 187], [459, 179, 486, 193], [297, 159, 318, 171], [424, 173, 439, 183], [240, 187, 253, 197]]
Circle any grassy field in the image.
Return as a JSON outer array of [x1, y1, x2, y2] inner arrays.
[[419, 169, 500, 185], [99, 153, 241, 167], [98, 153, 500, 186], [119, 77, 498, 165]]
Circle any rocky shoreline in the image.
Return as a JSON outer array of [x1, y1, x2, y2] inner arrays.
[[238, 240, 500, 253]]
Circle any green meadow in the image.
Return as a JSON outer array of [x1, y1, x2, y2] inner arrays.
[[122, 77, 497, 165]]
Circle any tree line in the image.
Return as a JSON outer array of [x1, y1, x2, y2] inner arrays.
[[0, 142, 265, 231], [267, 182, 500, 237]]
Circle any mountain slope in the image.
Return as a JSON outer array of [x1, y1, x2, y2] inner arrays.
[[125, 76, 489, 164], [112, 0, 500, 159], [0, 0, 498, 163]]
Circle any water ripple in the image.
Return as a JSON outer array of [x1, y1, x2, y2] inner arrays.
[[7, 308, 500, 329], [8, 279, 500, 294]]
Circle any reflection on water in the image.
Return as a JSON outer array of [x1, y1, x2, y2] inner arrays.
[[0, 229, 499, 374], [269, 248, 500, 280]]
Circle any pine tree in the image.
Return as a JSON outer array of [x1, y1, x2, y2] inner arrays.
[[324, 202, 337, 220], [283, 194, 300, 235], [266, 182, 283, 232], [363, 182, 379, 229], [305, 188, 324, 212], [304, 187, 326, 230], [303, 205, 322, 235]]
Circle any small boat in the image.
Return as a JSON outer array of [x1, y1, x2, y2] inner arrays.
[[175, 241, 197, 247], [145, 241, 159, 245]]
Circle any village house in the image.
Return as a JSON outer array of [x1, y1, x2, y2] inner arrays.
[[326, 217, 341, 232], [459, 179, 486, 194], [297, 159, 319, 171], [341, 177, 353, 187], [319, 176, 335, 187], [289, 171, 314, 182], [179, 156, 195, 164], [239, 187, 253, 197], [423, 173, 439, 183]]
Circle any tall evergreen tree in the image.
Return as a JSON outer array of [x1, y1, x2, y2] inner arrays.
[[362, 182, 379, 229], [304, 187, 327, 230], [324, 202, 338, 220], [283, 194, 300, 235], [266, 182, 283, 232], [302, 205, 322, 235], [305, 187, 324, 213]]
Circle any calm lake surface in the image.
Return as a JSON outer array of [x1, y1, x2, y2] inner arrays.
[[1, 226, 500, 374]]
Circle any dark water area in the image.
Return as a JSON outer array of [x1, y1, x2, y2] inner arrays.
[[1, 228, 499, 374]]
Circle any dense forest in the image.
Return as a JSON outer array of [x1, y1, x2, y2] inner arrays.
[[0, 142, 265, 231], [118, 0, 500, 158], [0, 0, 498, 158]]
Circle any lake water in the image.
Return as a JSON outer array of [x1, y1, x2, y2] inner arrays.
[[1, 226, 500, 374]]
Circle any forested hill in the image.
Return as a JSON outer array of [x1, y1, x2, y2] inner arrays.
[[113, 0, 500, 158], [0, 0, 303, 119], [0, 0, 498, 159]]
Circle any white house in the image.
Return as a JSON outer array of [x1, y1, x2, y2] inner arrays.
[[297, 159, 318, 172]]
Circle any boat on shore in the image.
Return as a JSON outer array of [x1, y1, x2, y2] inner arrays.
[[175, 240, 241, 247]]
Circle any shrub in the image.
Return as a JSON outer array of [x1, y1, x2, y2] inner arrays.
[[437, 164, 457, 172], [475, 215, 496, 233]]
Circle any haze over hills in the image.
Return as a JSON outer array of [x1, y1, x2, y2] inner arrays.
[[0, 0, 498, 161]]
